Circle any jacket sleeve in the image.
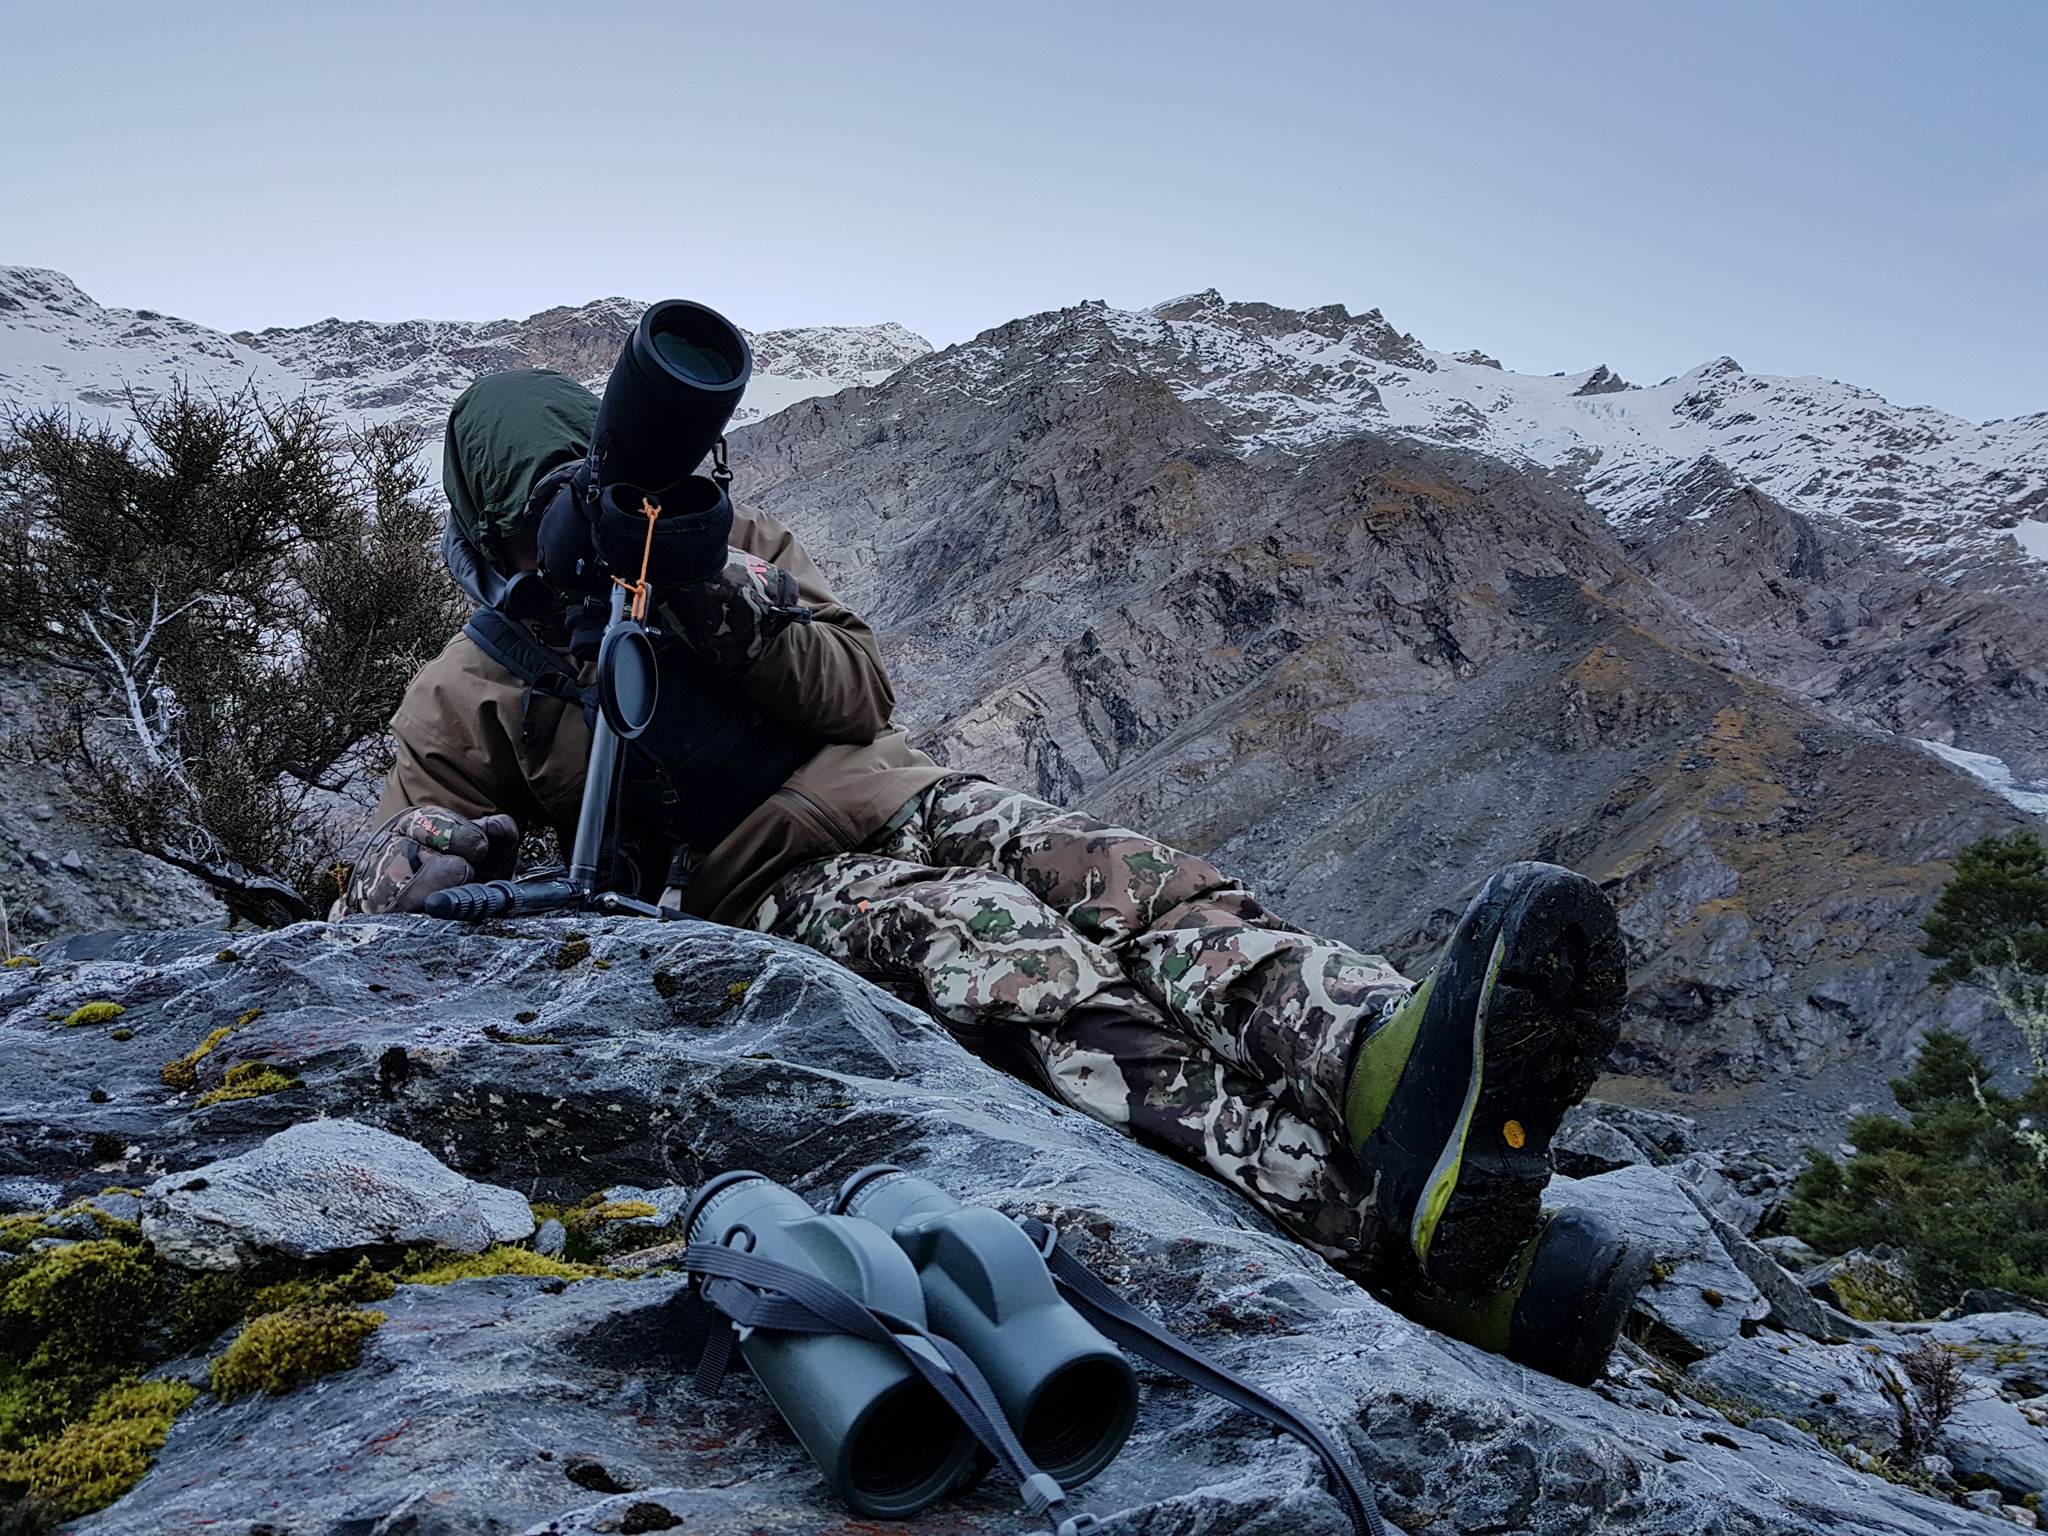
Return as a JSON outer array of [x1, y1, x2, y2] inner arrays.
[[370, 636, 573, 833], [655, 505, 896, 745]]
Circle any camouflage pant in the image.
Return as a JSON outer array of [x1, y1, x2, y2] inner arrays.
[[751, 776, 1413, 1267]]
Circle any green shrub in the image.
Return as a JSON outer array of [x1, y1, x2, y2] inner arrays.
[[1789, 1029, 2048, 1312], [1923, 829, 2048, 1074]]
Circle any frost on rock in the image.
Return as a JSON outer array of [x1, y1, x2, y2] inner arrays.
[[141, 1118, 535, 1269]]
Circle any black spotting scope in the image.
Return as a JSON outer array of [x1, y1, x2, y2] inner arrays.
[[595, 298, 752, 500]]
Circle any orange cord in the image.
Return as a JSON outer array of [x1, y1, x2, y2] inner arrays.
[[613, 495, 661, 621]]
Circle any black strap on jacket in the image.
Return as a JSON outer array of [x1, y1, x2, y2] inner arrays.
[[1014, 1218, 1389, 1536], [465, 607, 588, 754], [461, 606, 823, 858]]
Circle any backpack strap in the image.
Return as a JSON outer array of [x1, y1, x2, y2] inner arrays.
[[683, 1242, 1096, 1536], [1015, 1218, 1389, 1536], [463, 608, 588, 754]]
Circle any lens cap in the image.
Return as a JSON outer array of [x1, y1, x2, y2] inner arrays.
[[597, 620, 659, 740]]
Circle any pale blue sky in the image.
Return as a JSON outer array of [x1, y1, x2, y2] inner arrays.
[[3, 0, 2042, 421]]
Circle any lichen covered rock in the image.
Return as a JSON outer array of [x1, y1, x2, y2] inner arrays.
[[141, 1119, 535, 1270]]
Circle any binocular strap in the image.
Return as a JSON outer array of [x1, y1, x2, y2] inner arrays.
[[1014, 1219, 1391, 1536], [682, 1242, 1098, 1536]]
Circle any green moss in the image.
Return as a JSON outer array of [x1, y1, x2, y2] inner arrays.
[[528, 1192, 666, 1262], [61, 1002, 124, 1030], [551, 937, 591, 970], [0, 1376, 195, 1519], [164, 1272, 252, 1354], [1826, 1266, 1919, 1323], [246, 1257, 395, 1317], [209, 1305, 385, 1401], [159, 1026, 235, 1091], [484, 1024, 561, 1046], [87, 1133, 127, 1165], [61, 1203, 140, 1245], [3, 956, 40, 969], [399, 1245, 599, 1286], [0, 1214, 56, 1254], [723, 980, 750, 1007], [0, 1359, 71, 1447], [194, 1061, 298, 1107], [0, 1241, 160, 1375], [108, 1028, 134, 1042], [215, 949, 239, 964], [234, 1007, 263, 1028]]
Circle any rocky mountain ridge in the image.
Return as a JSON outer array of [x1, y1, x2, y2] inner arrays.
[[0, 266, 933, 433], [732, 321, 2046, 1094], [905, 291, 2047, 589]]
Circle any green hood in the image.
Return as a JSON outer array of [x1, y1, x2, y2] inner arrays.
[[441, 368, 600, 545]]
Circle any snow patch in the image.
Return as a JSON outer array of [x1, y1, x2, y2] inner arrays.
[[1918, 740, 2048, 818]]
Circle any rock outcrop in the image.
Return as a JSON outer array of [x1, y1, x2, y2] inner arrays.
[[141, 1118, 535, 1269], [2, 916, 2042, 1532]]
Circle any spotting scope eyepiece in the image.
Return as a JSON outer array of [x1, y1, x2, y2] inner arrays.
[[835, 1164, 1139, 1488], [592, 299, 753, 498]]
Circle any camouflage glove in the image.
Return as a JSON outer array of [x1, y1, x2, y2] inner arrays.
[[656, 550, 812, 677], [335, 806, 520, 918]]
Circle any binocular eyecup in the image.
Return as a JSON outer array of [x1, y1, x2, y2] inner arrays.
[[835, 1165, 1140, 1489], [681, 1171, 981, 1519]]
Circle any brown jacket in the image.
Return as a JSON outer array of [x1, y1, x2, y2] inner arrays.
[[375, 503, 947, 927]]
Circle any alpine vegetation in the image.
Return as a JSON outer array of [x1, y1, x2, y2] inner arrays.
[[0, 388, 463, 923]]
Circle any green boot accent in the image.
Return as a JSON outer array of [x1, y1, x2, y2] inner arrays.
[[1342, 862, 1626, 1291], [1395, 1207, 1652, 1386]]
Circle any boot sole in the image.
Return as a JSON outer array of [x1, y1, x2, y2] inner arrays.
[[1364, 863, 1626, 1291]]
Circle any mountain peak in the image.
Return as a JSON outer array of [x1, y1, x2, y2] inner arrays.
[[1572, 364, 1634, 396], [0, 265, 98, 317]]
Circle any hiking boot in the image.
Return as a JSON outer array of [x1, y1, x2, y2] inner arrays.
[[1343, 861, 1626, 1292], [1394, 1207, 1652, 1385]]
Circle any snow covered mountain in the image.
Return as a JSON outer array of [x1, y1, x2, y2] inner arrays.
[[900, 291, 2048, 586], [0, 266, 932, 435], [6, 266, 2039, 586]]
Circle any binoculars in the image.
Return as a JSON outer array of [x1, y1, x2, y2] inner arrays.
[[681, 1166, 1140, 1520]]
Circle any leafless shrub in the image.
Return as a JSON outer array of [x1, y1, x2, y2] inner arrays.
[[1887, 1340, 1971, 1459]]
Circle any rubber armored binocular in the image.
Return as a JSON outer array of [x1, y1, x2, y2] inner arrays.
[[680, 1166, 1139, 1520]]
